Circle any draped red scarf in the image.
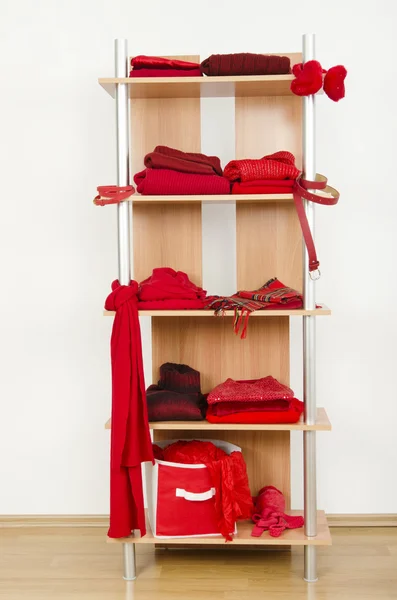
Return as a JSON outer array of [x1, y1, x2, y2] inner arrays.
[[105, 281, 153, 538]]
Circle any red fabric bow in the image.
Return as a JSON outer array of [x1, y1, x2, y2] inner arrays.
[[291, 60, 347, 102], [105, 281, 153, 539]]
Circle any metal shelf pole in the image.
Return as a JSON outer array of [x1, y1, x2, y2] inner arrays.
[[115, 38, 135, 580], [302, 32, 318, 583]]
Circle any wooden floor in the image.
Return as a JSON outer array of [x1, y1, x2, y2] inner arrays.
[[1, 527, 397, 599]]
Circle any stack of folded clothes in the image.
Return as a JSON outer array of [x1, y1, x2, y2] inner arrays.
[[130, 55, 202, 77], [206, 277, 303, 338], [146, 363, 207, 421], [137, 267, 207, 310], [206, 376, 304, 424], [134, 145, 230, 195], [224, 151, 300, 195], [200, 53, 291, 76]]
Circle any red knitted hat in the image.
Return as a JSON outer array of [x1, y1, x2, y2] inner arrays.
[[158, 363, 201, 393]]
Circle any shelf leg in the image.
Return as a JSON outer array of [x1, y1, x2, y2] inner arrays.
[[115, 38, 131, 285], [304, 545, 318, 583], [302, 32, 318, 582], [123, 543, 136, 581]]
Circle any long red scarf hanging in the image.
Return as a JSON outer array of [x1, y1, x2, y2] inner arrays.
[[105, 280, 154, 538]]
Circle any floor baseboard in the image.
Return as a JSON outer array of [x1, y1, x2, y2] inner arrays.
[[1, 513, 396, 528]]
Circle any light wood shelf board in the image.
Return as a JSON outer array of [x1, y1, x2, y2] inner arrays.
[[103, 305, 331, 317], [128, 194, 294, 204], [107, 510, 331, 546], [105, 407, 331, 432], [99, 75, 297, 99]]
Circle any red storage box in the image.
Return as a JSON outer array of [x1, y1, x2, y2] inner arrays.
[[145, 439, 240, 538]]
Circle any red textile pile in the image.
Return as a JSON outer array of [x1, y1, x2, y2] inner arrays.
[[144, 146, 222, 176], [200, 53, 290, 76], [251, 486, 304, 537], [105, 281, 154, 539], [206, 277, 303, 338], [130, 55, 202, 78], [153, 440, 253, 540], [206, 376, 303, 425], [138, 267, 206, 310], [146, 363, 207, 421], [224, 151, 300, 183], [135, 146, 229, 196]]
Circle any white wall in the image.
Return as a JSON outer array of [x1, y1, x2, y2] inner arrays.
[[0, 0, 396, 515]]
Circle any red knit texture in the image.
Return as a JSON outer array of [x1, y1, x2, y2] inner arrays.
[[146, 385, 205, 421], [153, 440, 253, 540], [144, 146, 223, 176], [134, 168, 230, 195], [201, 53, 290, 76], [159, 362, 201, 393], [224, 151, 300, 183], [105, 281, 154, 539]]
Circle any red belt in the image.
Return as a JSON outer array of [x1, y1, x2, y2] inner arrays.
[[293, 174, 339, 277], [93, 185, 135, 206]]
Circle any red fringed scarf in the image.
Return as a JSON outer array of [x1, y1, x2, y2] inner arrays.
[[206, 278, 303, 338], [105, 281, 154, 539]]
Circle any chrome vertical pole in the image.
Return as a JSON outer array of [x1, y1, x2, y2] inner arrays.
[[115, 39, 135, 580], [302, 32, 318, 583], [123, 543, 136, 581], [115, 38, 131, 285]]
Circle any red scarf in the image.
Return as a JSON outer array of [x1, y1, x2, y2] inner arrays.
[[105, 281, 153, 538]]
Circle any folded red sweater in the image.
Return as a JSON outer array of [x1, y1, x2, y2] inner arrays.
[[206, 400, 303, 424], [224, 151, 300, 183], [144, 146, 222, 176], [200, 53, 290, 76], [232, 179, 295, 195], [130, 68, 202, 77], [131, 55, 200, 70], [134, 168, 230, 195], [139, 267, 206, 301], [153, 440, 252, 540]]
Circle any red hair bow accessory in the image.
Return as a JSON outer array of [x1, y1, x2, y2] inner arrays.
[[291, 60, 347, 102]]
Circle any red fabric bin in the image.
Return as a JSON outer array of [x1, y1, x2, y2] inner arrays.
[[145, 439, 240, 538]]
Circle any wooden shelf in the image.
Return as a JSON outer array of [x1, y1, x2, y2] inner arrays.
[[128, 193, 294, 204], [99, 75, 296, 99], [105, 407, 331, 432], [103, 305, 331, 317], [108, 510, 331, 546]]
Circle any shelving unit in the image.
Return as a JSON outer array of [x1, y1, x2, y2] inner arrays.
[[101, 35, 331, 583]]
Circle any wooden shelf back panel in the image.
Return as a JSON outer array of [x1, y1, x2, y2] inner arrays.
[[235, 86, 303, 291], [130, 55, 202, 284], [153, 429, 291, 509], [152, 316, 289, 393]]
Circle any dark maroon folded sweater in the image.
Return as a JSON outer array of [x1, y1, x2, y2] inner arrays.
[[144, 145, 222, 176], [134, 169, 231, 196], [201, 53, 291, 76]]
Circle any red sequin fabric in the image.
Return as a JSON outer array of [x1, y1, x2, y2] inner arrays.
[[207, 376, 294, 406]]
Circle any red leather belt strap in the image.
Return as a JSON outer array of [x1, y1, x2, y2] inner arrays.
[[293, 174, 339, 276], [93, 185, 135, 206]]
